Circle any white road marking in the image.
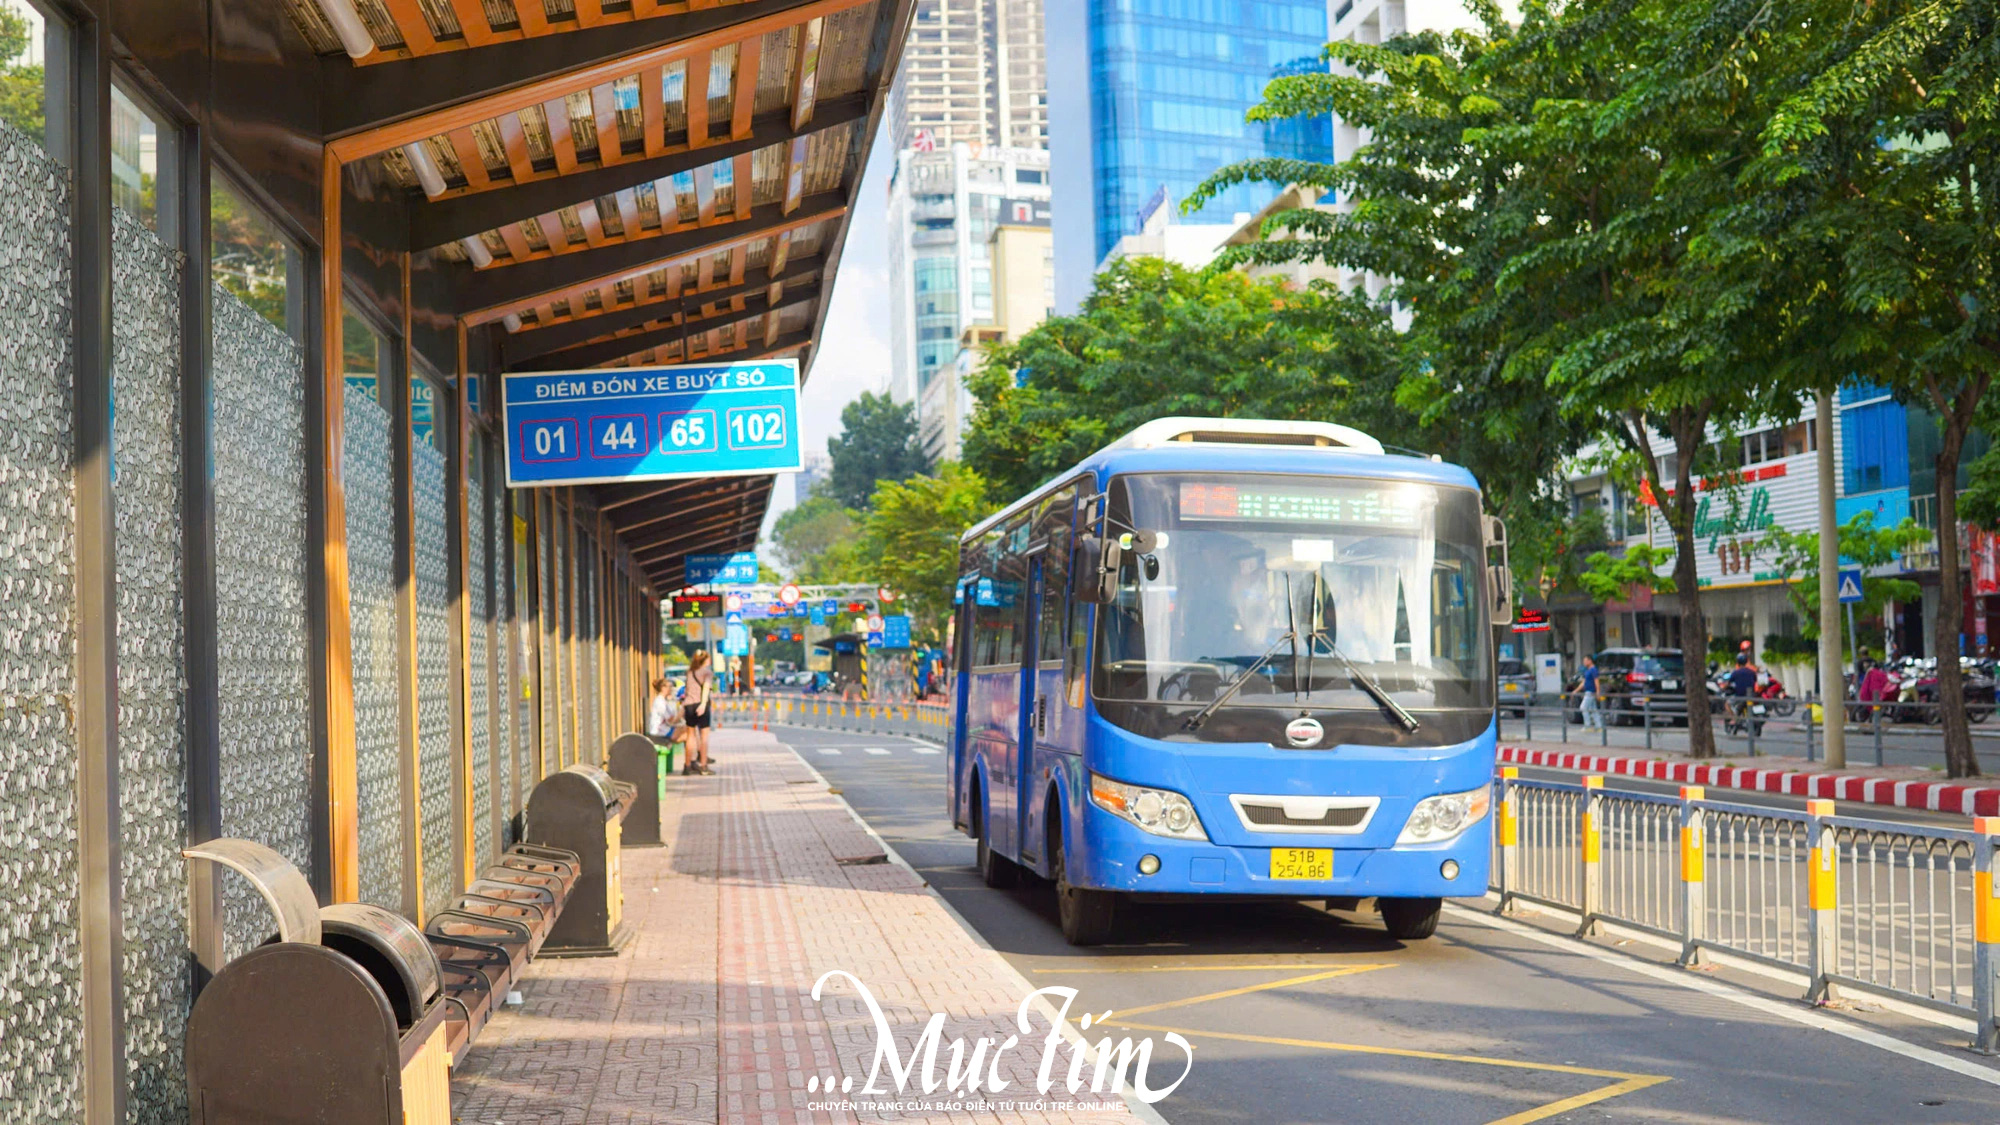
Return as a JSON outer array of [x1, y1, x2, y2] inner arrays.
[[862, 747, 891, 756], [817, 748, 842, 756], [909, 746, 940, 755], [1445, 904, 2000, 1088]]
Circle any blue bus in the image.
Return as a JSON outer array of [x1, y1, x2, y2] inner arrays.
[[947, 418, 1511, 945]]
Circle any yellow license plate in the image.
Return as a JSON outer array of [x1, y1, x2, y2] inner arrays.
[[1269, 847, 1333, 881]]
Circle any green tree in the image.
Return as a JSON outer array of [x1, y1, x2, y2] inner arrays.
[[1577, 544, 1678, 606], [1760, 512, 1929, 642], [1199, 3, 1817, 757], [964, 257, 1403, 499], [852, 463, 994, 643], [0, 8, 43, 142], [769, 491, 863, 583], [827, 391, 927, 510], [1733, 0, 2000, 776]]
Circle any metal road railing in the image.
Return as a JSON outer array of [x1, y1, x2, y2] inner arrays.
[[1500, 690, 1999, 766], [718, 695, 950, 742], [1495, 769, 2000, 1047]]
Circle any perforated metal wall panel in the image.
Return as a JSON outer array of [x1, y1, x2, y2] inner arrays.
[[0, 122, 82, 1125], [468, 449, 493, 868], [413, 438, 455, 919], [212, 287, 311, 965], [496, 487, 517, 846], [344, 384, 403, 910], [539, 507, 559, 773], [112, 208, 190, 1124]]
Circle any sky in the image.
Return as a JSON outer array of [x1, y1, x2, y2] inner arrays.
[[759, 120, 897, 539]]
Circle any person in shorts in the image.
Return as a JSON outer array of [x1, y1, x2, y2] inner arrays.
[[683, 650, 715, 775]]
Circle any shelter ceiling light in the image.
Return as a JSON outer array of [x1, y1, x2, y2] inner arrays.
[[403, 142, 448, 199], [312, 0, 376, 60], [503, 313, 523, 333], [460, 236, 493, 268]]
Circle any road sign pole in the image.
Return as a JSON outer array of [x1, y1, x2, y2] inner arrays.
[[1816, 389, 1846, 769]]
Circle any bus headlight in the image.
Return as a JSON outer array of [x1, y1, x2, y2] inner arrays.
[[1089, 774, 1208, 841], [1397, 786, 1491, 845]]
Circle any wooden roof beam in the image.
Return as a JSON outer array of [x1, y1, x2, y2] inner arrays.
[[455, 192, 843, 321], [515, 290, 819, 372], [324, 0, 873, 158], [502, 257, 818, 364], [406, 94, 866, 249]]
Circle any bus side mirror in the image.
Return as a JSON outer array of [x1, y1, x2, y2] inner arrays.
[[1072, 534, 1116, 604], [1484, 514, 1513, 626]]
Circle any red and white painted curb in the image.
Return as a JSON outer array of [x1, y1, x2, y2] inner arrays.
[[1499, 744, 2000, 817]]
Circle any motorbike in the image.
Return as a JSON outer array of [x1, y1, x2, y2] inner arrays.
[[1753, 671, 1796, 717], [1722, 696, 1768, 737]]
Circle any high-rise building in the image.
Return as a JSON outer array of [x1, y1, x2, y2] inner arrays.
[[1048, 0, 1334, 312], [887, 144, 1051, 414], [889, 0, 1048, 151]]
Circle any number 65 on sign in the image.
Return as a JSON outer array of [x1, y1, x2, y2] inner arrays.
[[502, 360, 803, 487]]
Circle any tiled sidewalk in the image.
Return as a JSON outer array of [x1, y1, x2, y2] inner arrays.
[[450, 730, 1151, 1125]]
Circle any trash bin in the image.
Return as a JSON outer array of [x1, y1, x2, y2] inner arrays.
[[526, 763, 635, 955], [606, 731, 664, 847], [183, 840, 450, 1124]]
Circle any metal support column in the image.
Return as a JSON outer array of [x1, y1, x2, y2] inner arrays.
[[72, 12, 125, 1120]]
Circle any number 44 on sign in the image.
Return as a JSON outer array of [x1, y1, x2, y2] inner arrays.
[[502, 360, 802, 488]]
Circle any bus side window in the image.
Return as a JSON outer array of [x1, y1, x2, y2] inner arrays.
[[1036, 487, 1075, 664]]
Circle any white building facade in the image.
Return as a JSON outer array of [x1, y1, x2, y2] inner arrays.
[[886, 143, 1050, 421]]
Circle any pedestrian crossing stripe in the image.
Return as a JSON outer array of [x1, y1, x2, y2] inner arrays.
[[817, 748, 841, 756], [910, 747, 939, 755], [862, 747, 890, 755]]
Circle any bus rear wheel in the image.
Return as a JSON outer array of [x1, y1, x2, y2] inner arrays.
[[1054, 846, 1116, 946], [974, 789, 1018, 889], [1379, 896, 1442, 940]]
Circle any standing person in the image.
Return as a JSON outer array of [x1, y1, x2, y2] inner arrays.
[[1579, 654, 1602, 730], [682, 650, 715, 775]]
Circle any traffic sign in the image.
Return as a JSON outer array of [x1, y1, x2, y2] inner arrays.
[[808, 606, 826, 626], [866, 631, 885, 648], [724, 593, 744, 613], [778, 583, 801, 606], [724, 611, 745, 626], [722, 622, 749, 656], [688, 552, 759, 585], [1837, 567, 1865, 604], [820, 599, 839, 615], [865, 613, 884, 633], [502, 360, 803, 487], [883, 615, 911, 648], [878, 587, 897, 603]]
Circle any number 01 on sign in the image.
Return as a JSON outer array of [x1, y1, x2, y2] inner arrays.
[[502, 360, 803, 487]]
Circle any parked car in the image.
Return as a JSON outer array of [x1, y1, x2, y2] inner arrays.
[[1566, 648, 1690, 726], [1497, 658, 1535, 717]]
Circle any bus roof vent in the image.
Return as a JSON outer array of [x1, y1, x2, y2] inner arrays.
[[1108, 417, 1385, 455]]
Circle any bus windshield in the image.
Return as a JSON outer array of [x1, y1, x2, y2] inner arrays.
[[1093, 472, 1492, 713]]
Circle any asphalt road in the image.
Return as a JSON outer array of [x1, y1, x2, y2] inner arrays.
[[774, 722, 2000, 1125]]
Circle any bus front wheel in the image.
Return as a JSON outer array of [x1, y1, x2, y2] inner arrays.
[[1379, 896, 1442, 940], [1054, 845, 1116, 946]]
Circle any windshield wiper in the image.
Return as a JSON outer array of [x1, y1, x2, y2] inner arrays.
[[1187, 575, 1297, 732], [1304, 571, 1420, 734]]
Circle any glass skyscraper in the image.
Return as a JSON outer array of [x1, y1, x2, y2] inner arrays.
[[1049, 0, 1333, 304]]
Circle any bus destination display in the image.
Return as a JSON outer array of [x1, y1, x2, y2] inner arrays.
[[1178, 482, 1424, 527], [503, 360, 802, 487]]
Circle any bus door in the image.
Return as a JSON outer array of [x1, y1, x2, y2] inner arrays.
[[1018, 484, 1081, 868], [948, 584, 977, 828]]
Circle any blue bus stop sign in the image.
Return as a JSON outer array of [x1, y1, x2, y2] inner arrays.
[[503, 360, 802, 487], [883, 615, 911, 648], [1837, 567, 1865, 604], [687, 552, 758, 585]]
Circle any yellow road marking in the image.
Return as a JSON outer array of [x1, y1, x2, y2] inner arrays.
[[1033, 962, 1376, 974], [1104, 1020, 1670, 1125], [1102, 966, 1392, 1020]]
